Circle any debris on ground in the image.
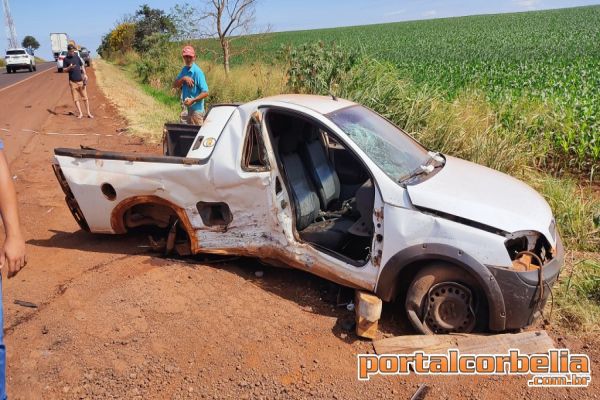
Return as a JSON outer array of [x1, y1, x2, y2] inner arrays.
[[410, 384, 430, 400], [373, 330, 555, 355], [14, 299, 38, 308], [355, 290, 383, 339]]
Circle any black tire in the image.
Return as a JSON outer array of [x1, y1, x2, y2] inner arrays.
[[6, 67, 10, 74], [405, 263, 488, 334], [33, 65, 37, 71], [28, 63, 33, 72], [58, 68, 63, 73]]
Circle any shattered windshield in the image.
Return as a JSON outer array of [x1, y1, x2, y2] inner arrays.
[[327, 105, 430, 182]]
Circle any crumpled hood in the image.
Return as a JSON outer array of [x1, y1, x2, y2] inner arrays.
[[406, 156, 556, 245]]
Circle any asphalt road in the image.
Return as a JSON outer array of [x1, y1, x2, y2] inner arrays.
[[0, 61, 55, 91]]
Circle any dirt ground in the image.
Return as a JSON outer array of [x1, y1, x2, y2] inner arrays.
[[0, 67, 597, 399]]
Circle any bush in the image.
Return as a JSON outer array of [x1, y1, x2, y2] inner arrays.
[[284, 41, 359, 95]]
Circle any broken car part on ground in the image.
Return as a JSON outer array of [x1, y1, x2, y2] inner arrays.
[[52, 94, 564, 336]]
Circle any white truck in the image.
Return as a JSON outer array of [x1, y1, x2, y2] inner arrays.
[[50, 33, 68, 61], [52, 95, 564, 334]]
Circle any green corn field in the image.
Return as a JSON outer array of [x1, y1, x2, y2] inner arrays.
[[199, 5, 600, 168]]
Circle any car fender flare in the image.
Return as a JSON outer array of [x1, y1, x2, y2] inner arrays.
[[375, 243, 506, 331]]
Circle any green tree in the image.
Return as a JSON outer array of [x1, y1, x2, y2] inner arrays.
[[133, 4, 176, 53], [22, 35, 40, 50], [169, 2, 202, 41]]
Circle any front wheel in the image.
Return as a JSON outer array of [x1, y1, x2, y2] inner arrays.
[[405, 263, 488, 334], [28, 63, 33, 72], [6, 67, 10, 74]]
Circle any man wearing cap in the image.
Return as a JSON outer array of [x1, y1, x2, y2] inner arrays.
[[0, 139, 27, 400], [173, 45, 209, 125], [64, 44, 93, 119]]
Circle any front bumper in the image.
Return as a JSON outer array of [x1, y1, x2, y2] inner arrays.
[[487, 233, 564, 330]]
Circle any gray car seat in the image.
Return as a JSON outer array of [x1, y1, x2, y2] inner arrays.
[[277, 124, 354, 251], [301, 124, 340, 210]]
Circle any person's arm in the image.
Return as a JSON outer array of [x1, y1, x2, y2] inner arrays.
[[80, 58, 87, 81], [173, 69, 194, 89], [0, 150, 26, 278], [183, 72, 209, 106]]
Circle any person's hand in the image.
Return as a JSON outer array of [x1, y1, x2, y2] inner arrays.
[[0, 234, 26, 278], [184, 97, 195, 106], [182, 76, 195, 87]]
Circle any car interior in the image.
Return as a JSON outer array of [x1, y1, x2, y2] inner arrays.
[[265, 110, 375, 264]]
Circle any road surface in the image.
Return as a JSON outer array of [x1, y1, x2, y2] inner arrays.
[[0, 62, 55, 92], [0, 65, 597, 399]]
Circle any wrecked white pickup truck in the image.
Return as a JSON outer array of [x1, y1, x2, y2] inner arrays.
[[53, 95, 564, 334]]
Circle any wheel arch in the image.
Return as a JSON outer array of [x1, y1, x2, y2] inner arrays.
[[375, 243, 507, 331], [110, 195, 199, 254]]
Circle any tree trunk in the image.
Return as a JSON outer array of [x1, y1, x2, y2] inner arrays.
[[221, 39, 230, 74]]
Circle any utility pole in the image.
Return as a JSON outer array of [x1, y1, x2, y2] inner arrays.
[[2, 0, 18, 49]]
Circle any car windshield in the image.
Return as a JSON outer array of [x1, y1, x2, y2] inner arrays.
[[60, 51, 67, 56], [7, 50, 26, 55], [327, 105, 431, 182]]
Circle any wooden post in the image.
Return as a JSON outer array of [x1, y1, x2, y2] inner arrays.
[[355, 290, 383, 339]]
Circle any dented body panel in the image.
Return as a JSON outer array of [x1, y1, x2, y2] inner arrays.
[[53, 94, 564, 332]]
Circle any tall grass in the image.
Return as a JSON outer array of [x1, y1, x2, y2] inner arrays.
[[553, 255, 600, 333], [94, 59, 179, 142]]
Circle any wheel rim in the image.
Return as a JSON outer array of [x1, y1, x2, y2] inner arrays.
[[423, 282, 476, 334]]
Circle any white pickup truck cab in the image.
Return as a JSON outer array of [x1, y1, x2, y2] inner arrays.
[[53, 95, 563, 334]]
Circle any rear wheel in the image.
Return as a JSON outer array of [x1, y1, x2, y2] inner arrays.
[[33, 64, 37, 71], [28, 63, 33, 72], [405, 263, 488, 334]]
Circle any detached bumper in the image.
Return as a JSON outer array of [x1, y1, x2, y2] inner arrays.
[[487, 234, 564, 330], [52, 163, 90, 232]]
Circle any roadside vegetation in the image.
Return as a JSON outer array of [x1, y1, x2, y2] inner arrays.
[[94, 58, 178, 141], [98, 4, 600, 333]]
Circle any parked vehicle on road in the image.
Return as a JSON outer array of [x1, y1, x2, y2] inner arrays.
[[5, 48, 36, 73], [56, 50, 67, 72], [52, 95, 564, 335], [79, 47, 91, 67], [50, 33, 68, 61], [57, 50, 84, 73]]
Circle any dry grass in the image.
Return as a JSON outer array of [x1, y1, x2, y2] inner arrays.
[[94, 59, 178, 142], [200, 61, 288, 105]]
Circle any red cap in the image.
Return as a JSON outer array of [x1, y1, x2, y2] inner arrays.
[[182, 45, 195, 57]]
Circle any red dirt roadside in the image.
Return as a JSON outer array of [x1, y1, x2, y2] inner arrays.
[[0, 67, 597, 399]]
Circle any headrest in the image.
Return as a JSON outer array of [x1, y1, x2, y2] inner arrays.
[[304, 125, 321, 142], [279, 125, 302, 154]]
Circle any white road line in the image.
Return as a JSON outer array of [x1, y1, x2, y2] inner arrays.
[[0, 66, 54, 93], [45, 132, 86, 136], [1, 127, 115, 137]]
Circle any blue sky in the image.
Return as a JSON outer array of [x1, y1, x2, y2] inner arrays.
[[2, 0, 599, 59]]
